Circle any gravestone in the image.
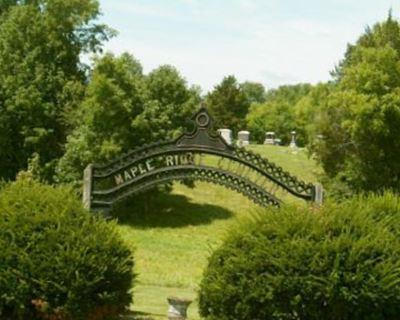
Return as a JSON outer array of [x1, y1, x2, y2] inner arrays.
[[217, 128, 232, 145], [237, 130, 250, 146], [264, 131, 275, 145]]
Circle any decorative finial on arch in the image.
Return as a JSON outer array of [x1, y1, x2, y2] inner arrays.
[[190, 103, 214, 130], [177, 104, 231, 150]]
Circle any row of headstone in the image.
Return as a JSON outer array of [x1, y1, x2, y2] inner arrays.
[[217, 129, 250, 146], [217, 129, 297, 148]]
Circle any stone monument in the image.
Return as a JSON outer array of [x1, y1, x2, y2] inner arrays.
[[264, 131, 275, 145], [217, 128, 232, 145], [237, 130, 250, 146]]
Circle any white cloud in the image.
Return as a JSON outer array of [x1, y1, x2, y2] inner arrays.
[[98, 0, 400, 91]]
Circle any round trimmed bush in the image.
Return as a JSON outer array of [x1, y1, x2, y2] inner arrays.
[[0, 177, 135, 320], [199, 193, 400, 320]]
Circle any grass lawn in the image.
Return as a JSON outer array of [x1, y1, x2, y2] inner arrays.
[[115, 145, 321, 319]]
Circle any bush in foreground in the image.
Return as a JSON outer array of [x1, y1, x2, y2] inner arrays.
[[199, 193, 400, 320], [0, 176, 134, 320]]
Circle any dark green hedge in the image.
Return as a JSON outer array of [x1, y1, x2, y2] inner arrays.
[[0, 177, 135, 320], [198, 193, 400, 320]]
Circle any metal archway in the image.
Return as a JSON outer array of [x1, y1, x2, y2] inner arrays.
[[83, 107, 323, 213]]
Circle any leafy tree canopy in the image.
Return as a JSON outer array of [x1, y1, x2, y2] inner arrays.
[[310, 13, 400, 193], [0, 0, 113, 181], [240, 81, 267, 104], [57, 53, 201, 184], [205, 75, 250, 133], [246, 83, 312, 144]]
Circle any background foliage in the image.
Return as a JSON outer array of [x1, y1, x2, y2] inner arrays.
[[246, 84, 312, 145], [0, 0, 113, 182], [307, 14, 400, 194], [56, 53, 201, 184], [205, 75, 251, 134]]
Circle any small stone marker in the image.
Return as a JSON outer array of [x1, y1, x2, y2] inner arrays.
[[167, 296, 192, 320], [290, 130, 297, 148], [314, 183, 324, 205], [217, 128, 232, 145], [237, 130, 250, 147], [264, 131, 275, 145], [82, 164, 93, 210]]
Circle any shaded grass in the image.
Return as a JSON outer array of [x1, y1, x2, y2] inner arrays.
[[116, 193, 233, 229], [115, 145, 321, 319]]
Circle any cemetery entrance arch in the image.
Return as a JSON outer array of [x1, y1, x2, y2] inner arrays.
[[83, 107, 323, 213]]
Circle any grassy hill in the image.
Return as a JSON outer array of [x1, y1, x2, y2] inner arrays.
[[116, 145, 321, 319]]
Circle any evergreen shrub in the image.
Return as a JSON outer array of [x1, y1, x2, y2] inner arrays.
[[0, 177, 134, 320], [199, 193, 400, 320]]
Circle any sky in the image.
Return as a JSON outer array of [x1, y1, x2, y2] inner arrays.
[[98, 0, 399, 92]]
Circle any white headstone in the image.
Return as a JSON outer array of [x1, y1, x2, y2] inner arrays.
[[218, 128, 232, 145], [237, 130, 250, 146], [264, 131, 275, 145]]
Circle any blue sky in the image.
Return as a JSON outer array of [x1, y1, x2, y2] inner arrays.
[[98, 0, 399, 92]]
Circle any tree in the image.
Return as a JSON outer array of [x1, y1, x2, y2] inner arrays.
[[134, 65, 201, 142], [240, 81, 267, 104], [57, 53, 201, 184], [246, 100, 295, 144], [332, 10, 400, 84], [246, 84, 312, 144], [205, 75, 250, 133], [308, 90, 368, 177], [0, 0, 113, 181], [310, 14, 400, 193], [294, 82, 334, 149]]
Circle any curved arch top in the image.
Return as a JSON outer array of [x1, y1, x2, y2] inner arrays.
[[83, 107, 323, 213]]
